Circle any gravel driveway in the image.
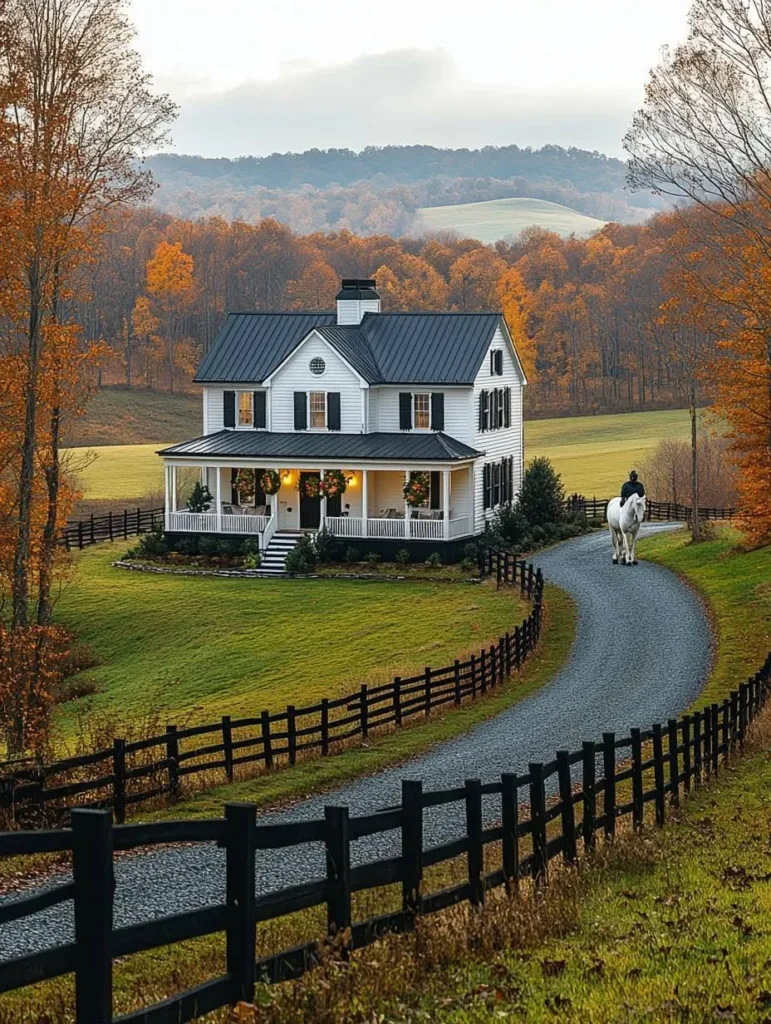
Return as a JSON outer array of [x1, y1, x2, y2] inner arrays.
[[0, 524, 711, 957]]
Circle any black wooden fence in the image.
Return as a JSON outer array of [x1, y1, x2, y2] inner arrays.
[[60, 507, 164, 550], [0, 555, 543, 825], [1, 652, 768, 1023], [565, 495, 738, 523]]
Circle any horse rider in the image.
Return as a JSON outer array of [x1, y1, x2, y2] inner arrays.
[[620, 469, 645, 507]]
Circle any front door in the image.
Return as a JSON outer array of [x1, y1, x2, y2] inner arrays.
[[299, 472, 321, 529]]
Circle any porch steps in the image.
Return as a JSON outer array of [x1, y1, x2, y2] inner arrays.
[[257, 532, 300, 577]]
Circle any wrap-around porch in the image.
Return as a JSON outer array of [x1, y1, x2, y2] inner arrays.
[[163, 462, 476, 549]]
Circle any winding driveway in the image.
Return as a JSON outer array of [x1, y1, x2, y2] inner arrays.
[[0, 524, 711, 957]]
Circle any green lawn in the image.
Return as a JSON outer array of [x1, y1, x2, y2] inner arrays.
[[416, 197, 607, 242], [53, 546, 529, 732]]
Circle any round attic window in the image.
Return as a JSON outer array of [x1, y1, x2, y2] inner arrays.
[[309, 357, 326, 375]]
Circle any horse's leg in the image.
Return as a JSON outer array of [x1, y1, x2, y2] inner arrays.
[[631, 529, 639, 565], [622, 530, 632, 566], [609, 526, 620, 564]]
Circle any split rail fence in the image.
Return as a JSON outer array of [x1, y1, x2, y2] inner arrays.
[[0, 555, 542, 825], [565, 495, 738, 523], [60, 508, 164, 550], [1, 653, 768, 1022]]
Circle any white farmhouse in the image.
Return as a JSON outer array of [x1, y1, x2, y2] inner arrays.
[[159, 279, 527, 570]]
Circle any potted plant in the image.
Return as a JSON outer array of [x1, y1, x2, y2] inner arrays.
[[186, 481, 213, 513]]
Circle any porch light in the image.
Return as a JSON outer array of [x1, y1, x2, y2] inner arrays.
[[346, 474, 356, 486], [281, 470, 292, 485]]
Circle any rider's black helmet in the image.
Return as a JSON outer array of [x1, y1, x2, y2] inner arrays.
[[629, 469, 638, 481]]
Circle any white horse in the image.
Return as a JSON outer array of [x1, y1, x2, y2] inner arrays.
[[607, 494, 646, 565]]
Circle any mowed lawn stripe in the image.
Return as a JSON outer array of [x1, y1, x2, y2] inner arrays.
[[54, 546, 525, 731]]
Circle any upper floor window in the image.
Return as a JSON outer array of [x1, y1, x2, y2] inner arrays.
[[478, 387, 511, 432], [399, 391, 445, 431], [238, 391, 254, 427], [309, 357, 326, 376], [310, 391, 327, 429], [413, 393, 430, 430], [490, 350, 504, 376]]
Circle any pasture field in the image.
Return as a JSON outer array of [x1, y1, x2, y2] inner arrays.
[[64, 407, 700, 507], [416, 197, 607, 242], [53, 545, 531, 733], [67, 386, 200, 447]]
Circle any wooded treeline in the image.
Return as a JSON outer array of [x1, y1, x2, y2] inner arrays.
[[144, 143, 665, 233], [72, 209, 708, 417]]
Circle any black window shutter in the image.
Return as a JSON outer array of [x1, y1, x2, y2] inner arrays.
[[327, 392, 341, 431], [490, 350, 495, 375], [504, 387, 511, 428], [430, 471, 440, 510], [496, 350, 503, 375], [431, 392, 445, 432], [478, 391, 486, 432], [399, 392, 412, 430], [253, 391, 266, 429], [223, 390, 235, 428], [230, 468, 238, 505], [293, 392, 307, 430], [483, 464, 490, 510]]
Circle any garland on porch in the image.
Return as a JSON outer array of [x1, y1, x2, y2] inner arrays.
[[233, 469, 256, 503], [319, 470, 347, 498], [260, 469, 282, 495], [404, 471, 430, 507], [298, 474, 321, 498]]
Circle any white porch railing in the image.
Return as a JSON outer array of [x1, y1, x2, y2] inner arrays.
[[259, 513, 278, 552], [168, 511, 271, 536], [324, 515, 473, 541]]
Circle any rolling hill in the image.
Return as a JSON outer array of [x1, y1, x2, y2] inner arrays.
[[416, 197, 607, 242]]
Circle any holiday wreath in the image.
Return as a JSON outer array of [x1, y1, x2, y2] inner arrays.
[[403, 471, 430, 507], [298, 474, 321, 498], [319, 469, 347, 497], [260, 469, 282, 495]]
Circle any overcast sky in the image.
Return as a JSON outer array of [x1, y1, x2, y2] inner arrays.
[[130, 0, 691, 159]]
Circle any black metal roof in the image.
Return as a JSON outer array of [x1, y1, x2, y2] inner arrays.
[[159, 430, 482, 462], [335, 278, 380, 300], [194, 310, 503, 385]]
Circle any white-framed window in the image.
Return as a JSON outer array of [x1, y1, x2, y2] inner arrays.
[[237, 391, 254, 427], [309, 391, 327, 429], [413, 393, 430, 430]]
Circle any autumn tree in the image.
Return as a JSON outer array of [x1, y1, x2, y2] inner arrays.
[[496, 266, 536, 380], [0, 0, 174, 749], [145, 241, 194, 392]]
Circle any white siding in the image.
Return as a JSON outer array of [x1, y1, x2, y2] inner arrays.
[[270, 334, 365, 433], [472, 326, 525, 533], [336, 298, 381, 324], [203, 386, 267, 435], [370, 471, 405, 516], [373, 387, 473, 442], [450, 467, 473, 520]]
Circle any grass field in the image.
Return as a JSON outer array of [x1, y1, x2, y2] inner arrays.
[[64, 407, 699, 507], [416, 197, 607, 242], [66, 386, 200, 447], [53, 545, 530, 733]]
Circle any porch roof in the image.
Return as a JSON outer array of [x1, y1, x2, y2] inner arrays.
[[158, 430, 482, 463]]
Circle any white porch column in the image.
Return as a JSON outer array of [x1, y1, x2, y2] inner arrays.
[[362, 469, 369, 538], [404, 471, 411, 539], [215, 465, 222, 533], [468, 464, 476, 535], [442, 469, 451, 540], [164, 465, 171, 530], [171, 465, 178, 513]]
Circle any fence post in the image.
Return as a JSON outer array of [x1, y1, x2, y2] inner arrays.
[[556, 750, 577, 865], [711, 702, 720, 775], [501, 772, 519, 894], [465, 779, 484, 906], [490, 646, 497, 688], [401, 780, 423, 922], [729, 691, 738, 751], [527, 563, 534, 597], [90, 513, 95, 545], [224, 803, 257, 1004], [325, 805, 352, 955], [424, 666, 431, 717], [136, 507, 141, 536], [454, 660, 462, 706], [682, 715, 692, 792], [108, 511, 113, 542], [112, 739, 126, 825], [581, 741, 596, 852], [321, 699, 329, 756], [261, 710, 273, 768], [739, 683, 748, 745], [693, 711, 703, 785], [703, 706, 712, 775], [652, 724, 666, 826], [514, 626, 521, 669], [667, 719, 679, 808], [529, 762, 548, 886], [287, 706, 297, 766], [360, 684, 369, 740], [123, 508, 128, 540], [78, 520, 84, 550], [72, 809, 114, 1024], [166, 725, 179, 800], [480, 648, 487, 694], [721, 698, 730, 763], [222, 716, 234, 782], [498, 637, 506, 682], [393, 677, 402, 727], [630, 728, 643, 830], [602, 733, 616, 840]]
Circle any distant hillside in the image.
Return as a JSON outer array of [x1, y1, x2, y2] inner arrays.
[[416, 197, 607, 242], [145, 143, 663, 237], [67, 387, 200, 448]]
